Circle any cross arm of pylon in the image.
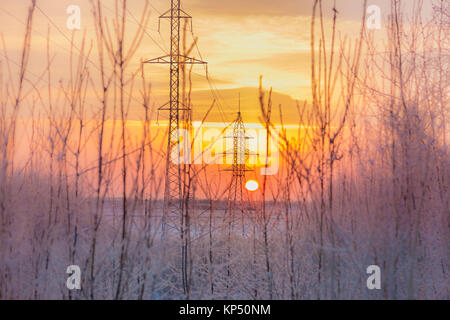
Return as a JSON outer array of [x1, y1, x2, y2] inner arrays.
[[158, 101, 191, 111], [159, 8, 192, 20], [224, 136, 254, 139], [222, 168, 255, 172], [157, 8, 193, 32], [143, 55, 207, 65], [218, 150, 258, 156], [181, 56, 207, 64]]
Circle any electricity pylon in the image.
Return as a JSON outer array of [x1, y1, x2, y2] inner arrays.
[[144, 0, 206, 232], [224, 99, 255, 222], [223, 103, 255, 297]]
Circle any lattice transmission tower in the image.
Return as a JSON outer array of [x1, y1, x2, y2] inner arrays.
[[223, 103, 255, 294], [144, 0, 206, 230], [224, 100, 255, 221]]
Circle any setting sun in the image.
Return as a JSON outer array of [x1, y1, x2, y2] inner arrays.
[[245, 180, 259, 192]]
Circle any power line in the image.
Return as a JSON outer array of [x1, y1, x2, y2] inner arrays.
[[188, 26, 233, 124], [148, 1, 162, 15], [123, 7, 170, 55], [6, 2, 232, 127], [32, 4, 165, 112]]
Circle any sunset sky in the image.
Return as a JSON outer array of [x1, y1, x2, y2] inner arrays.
[[0, 0, 434, 125]]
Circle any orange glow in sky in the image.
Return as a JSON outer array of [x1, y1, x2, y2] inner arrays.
[[0, 0, 383, 125]]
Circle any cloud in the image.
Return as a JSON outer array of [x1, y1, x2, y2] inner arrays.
[[186, 0, 382, 21], [188, 0, 313, 17], [230, 52, 311, 73], [189, 86, 305, 124]]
